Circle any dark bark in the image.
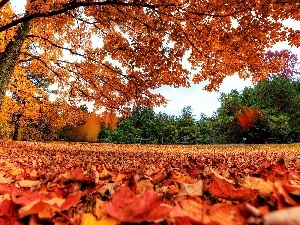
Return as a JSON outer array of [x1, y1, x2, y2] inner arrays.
[[0, 0, 10, 9], [0, 1, 159, 32], [11, 113, 22, 140], [0, 20, 30, 106]]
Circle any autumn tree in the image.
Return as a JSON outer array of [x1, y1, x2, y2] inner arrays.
[[1, 0, 299, 115], [264, 49, 300, 80]]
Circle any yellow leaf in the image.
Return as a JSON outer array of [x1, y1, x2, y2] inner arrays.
[[81, 213, 119, 225], [11, 168, 23, 176], [18, 180, 41, 188], [239, 176, 273, 197]]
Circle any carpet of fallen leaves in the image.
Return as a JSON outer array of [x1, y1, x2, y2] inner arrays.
[[1, 140, 300, 225]]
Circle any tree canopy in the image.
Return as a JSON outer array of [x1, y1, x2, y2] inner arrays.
[[1, 1, 299, 114]]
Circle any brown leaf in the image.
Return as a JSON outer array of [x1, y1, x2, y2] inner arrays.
[[136, 179, 154, 195], [177, 180, 203, 197]]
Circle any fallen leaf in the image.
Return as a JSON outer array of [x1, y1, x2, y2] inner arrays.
[[11, 168, 23, 176], [0, 184, 16, 195], [289, 170, 300, 181], [171, 171, 195, 184], [264, 206, 300, 225], [207, 203, 246, 225], [136, 179, 154, 195], [106, 185, 171, 223], [18, 198, 58, 219], [18, 191, 81, 219], [172, 199, 245, 225], [0, 173, 13, 184], [271, 164, 287, 176], [209, 175, 258, 201], [238, 176, 273, 197], [18, 180, 41, 188], [112, 173, 127, 183], [98, 183, 116, 197], [98, 167, 112, 180], [171, 199, 207, 224], [0, 199, 15, 217], [177, 180, 203, 197], [81, 213, 119, 225], [151, 170, 167, 184], [12, 191, 48, 206], [69, 168, 94, 183], [211, 168, 235, 184], [168, 182, 180, 195], [60, 191, 82, 211], [273, 181, 299, 208], [282, 182, 300, 196], [94, 198, 106, 220]]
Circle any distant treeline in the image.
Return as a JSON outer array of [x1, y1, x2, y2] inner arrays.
[[98, 76, 300, 144]]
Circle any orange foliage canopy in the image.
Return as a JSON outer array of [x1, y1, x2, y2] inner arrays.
[[0, 0, 300, 113]]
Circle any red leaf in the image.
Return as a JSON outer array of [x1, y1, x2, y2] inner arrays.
[[61, 191, 82, 211], [12, 191, 48, 206], [69, 167, 94, 182], [0, 218, 22, 225], [208, 176, 258, 201], [0, 199, 21, 225], [271, 164, 287, 176], [0, 184, 16, 195], [106, 185, 171, 223], [236, 108, 260, 131], [0, 199, 15, 217]]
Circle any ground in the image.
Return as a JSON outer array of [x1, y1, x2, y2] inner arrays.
[[0, 140, 300, 224]]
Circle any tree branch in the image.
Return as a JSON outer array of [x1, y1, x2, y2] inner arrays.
[[0, 0, 159, 32], [0, 0, 9, 9]]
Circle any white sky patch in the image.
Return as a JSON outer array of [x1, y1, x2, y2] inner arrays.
[[92, 35, 104, 49], [154, 74, 253, 118], [281, 18, 300, 30], [231, 18, 239, 29]]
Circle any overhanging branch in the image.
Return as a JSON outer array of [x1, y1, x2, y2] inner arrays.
[[0, 0, 159, 32], [0, 0, 9, 9]]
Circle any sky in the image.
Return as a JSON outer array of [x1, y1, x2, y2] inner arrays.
[[154, 39, 300, 118], [9, 1, 300, 118]]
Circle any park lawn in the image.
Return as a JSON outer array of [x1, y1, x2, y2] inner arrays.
[[0, 140, 300, 224]]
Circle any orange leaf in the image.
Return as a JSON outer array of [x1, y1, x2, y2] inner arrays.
[[106, 185, 171, 223], [208, 175, 258, 201]]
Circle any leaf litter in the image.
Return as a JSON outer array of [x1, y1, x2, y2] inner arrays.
[[0, 140, 300, 224]]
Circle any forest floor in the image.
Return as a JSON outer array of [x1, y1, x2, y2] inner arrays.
[[0, 140, 300, 225]]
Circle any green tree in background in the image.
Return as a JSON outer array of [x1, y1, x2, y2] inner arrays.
[[211, 90, 244, 143], [157, 113, 178, 144], [176, 106, 200, 144]]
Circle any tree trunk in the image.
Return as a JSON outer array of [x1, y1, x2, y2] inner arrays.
[[12, 122, 20, 140], [0, 20, 31, 106], [11, 112, 22, 140]]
